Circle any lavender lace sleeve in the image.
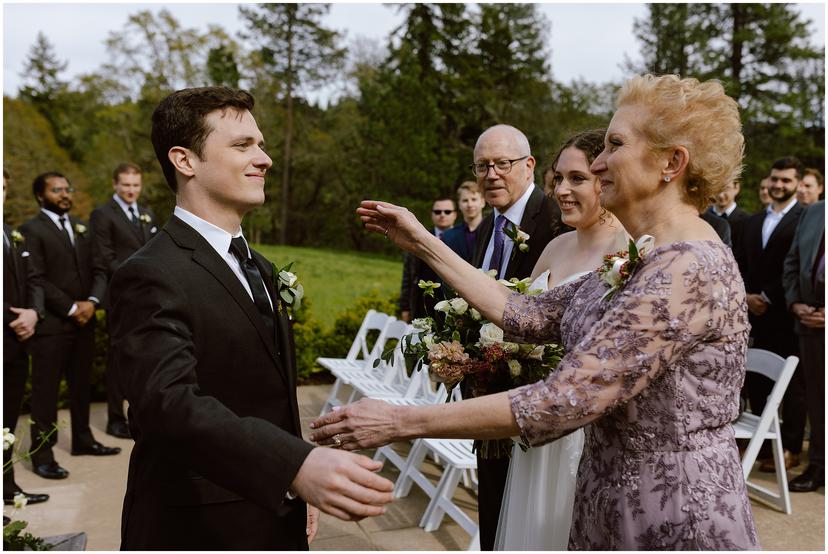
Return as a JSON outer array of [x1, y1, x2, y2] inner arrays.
[[507, 242, 747, 447], [501, 273, 588, 344]]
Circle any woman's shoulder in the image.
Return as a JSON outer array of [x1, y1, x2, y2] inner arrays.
[[636, 239, 744, 296]]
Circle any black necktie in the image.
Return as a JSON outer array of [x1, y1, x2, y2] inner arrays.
[[59, 216, 74, 246], [229, 236, 275, 334], [128, 207, 140, 229]]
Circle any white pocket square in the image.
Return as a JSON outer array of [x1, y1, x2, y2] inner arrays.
[[21, 251, 30, 257]]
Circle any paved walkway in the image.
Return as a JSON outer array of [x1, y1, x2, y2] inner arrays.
[[5, 385, 824, 550]]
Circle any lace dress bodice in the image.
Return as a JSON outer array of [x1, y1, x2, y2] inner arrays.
[[503, 241, 759, 550]]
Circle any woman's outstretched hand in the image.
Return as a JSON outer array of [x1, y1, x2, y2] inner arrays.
[[309, 398, 402, 451], [356, 200, 430, 254]]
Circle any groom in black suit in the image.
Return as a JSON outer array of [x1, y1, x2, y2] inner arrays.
[[469, 124, 562, 550], [109, 86, 393, 550], [89, 162, 158, 439]]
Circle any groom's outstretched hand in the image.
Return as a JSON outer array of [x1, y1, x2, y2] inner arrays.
[[291, 447, 394, 522]]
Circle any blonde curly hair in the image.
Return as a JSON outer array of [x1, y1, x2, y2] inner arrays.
[[617, 74, 744, 211]]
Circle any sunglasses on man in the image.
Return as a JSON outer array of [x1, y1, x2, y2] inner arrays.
[[432, 209, 455, 215]]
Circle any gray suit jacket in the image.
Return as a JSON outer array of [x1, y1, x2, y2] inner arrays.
[[783, 200, 824, 335]]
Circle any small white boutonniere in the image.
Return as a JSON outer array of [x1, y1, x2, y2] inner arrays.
[[10, 230, 24, 246], [138, 213, 152, 224], [273, 261, 303, 311], [504, 225, 530, 253], [74, 223, 87, 237], [597, 235, 654, 301]]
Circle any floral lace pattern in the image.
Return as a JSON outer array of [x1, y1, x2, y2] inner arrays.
[[504, 241, 759, 550]]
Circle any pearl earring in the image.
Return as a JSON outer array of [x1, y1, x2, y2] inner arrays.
[[663, 176, 671, 183]]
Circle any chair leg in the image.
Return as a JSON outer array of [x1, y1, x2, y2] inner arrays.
[[395, 440, 428, 498], [468, 528, 480, 551], [320, 379, 343, 416]]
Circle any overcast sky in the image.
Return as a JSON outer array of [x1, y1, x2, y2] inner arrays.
[[3, 2, 825, 103]]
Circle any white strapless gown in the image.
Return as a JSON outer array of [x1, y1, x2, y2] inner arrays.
[[493, 270, 588, 551]]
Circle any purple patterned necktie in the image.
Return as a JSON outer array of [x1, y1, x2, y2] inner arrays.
[[488, 215, 508, 276]]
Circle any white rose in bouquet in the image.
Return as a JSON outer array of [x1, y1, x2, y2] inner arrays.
[[478, 322, 504, 347], [449, 297, 468, 315], [507, 359, 522, 378]]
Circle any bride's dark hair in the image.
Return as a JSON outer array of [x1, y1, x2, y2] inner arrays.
[[550, 128, 606, 170], [545, 129, 611, 225]]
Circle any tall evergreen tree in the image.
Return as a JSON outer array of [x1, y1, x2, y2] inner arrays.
[[239, 3, 346, 245], [629, 3, 824, 211]]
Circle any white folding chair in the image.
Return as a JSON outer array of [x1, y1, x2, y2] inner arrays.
[[733, 348, 799, 514], [341, 320, 414, 401], [317, 310, 394, 415]]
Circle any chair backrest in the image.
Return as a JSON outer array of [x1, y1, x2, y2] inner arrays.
[[345, 310, 394, 361], [745, 347, 799, 419]]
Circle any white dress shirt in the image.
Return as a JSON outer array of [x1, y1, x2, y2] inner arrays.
[[112, 193, 139, 221], [712, 203, 738, 218], [173, 206, 272, 308], [40, 208, 100, 313], [761, 197, 798, 248], [480, 183, 535, 279]]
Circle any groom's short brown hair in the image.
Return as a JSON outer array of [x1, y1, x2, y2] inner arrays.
[[151, 86, 255, 192]]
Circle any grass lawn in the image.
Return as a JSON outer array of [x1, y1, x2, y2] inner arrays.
[[254, 244, 402, 329]]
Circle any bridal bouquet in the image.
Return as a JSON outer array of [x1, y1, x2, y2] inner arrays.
[[381, 273, 565, 458]]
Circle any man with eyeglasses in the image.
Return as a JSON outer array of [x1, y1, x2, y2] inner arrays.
[[468, 124, 562, 551], [400, 197, 457, 322], [20, 172, 121, 481]]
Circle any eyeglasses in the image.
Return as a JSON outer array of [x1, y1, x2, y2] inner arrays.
[[470, 156, 529, 178], [49, 187, 75, 194], [432, 209, 455, 215]]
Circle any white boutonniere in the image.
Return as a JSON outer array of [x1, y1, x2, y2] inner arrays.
[[138, 213, 152, 224], [273, 261, 303, 311], [10, 230, 24, 246], [74, 223, 87, 237], [504, 225, 530, 253], [597, 235, 654, 301]]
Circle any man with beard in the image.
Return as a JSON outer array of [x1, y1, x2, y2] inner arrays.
[[20, 172, 120, 480], [735, 156, 806, 472]]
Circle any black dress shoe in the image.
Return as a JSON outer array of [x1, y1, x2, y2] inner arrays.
[[3, 490, 50, 505], [106, 421, 131, 439], [789, 465, 824, 492], [71, 441, 121, 456], [33, 462, 69, 479]]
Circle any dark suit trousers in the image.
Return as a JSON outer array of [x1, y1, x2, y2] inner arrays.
[[29, 327, 96, 464], [476, 454, 510, 550], [104, 313, 127, 425], [800, 333, 825, 468], [4, 352, 28, 492]]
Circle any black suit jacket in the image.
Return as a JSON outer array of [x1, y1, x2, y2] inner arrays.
[[90, 198, 157, 277], [735, 202, 805, 356], [471, 185, 560, 280], [783, 200, 825, 335], [3, 224, 43, 362], [109, 215, 313, 550], [20, 212, 106, 336], [706, 205, 749, 246], [442, 222, 477, 263]]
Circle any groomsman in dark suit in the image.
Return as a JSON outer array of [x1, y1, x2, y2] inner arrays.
[[109, 86, 392, 549], [89, 162, 158, 439], [734, 156, 806, 470], [783, 200, 825, 491], [20, 172, 120, 480], [2, 171, 49, 506], [468, 124, 562, 550], [442, 181, 486, 263], [706, 177, 749, 247]]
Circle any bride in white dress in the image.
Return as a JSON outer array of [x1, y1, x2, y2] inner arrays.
[[495, 129, 629, 550]]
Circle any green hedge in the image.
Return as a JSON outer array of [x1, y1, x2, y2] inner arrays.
[[25, 291, 399, 411]]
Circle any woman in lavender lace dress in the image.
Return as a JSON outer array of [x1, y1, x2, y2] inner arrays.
[[311, 75, 759, 550]]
